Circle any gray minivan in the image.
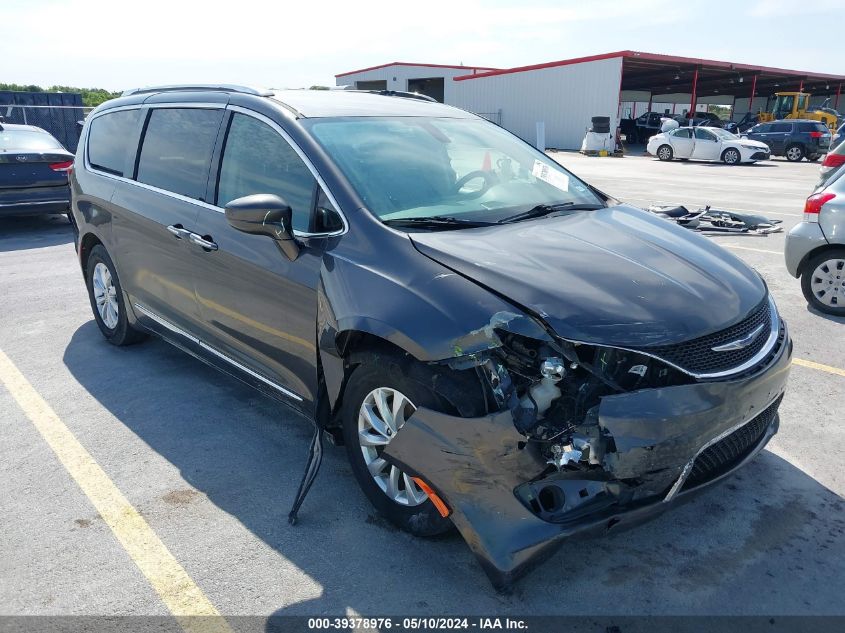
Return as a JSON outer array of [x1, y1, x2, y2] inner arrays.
[[72, 85, 791, 588]]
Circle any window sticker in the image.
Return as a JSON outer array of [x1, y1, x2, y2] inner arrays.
[[532, 160, 569, 192]]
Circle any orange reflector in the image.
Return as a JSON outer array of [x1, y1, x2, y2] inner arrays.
[[412, 477, 451, 518]]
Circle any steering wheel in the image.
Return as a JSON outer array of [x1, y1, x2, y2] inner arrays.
[[454, 170, 497, 198]]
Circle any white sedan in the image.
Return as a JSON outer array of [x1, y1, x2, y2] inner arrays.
[[646, 126, 771, 164]]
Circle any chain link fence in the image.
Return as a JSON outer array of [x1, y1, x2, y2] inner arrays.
[[0, 92, 89, 152]]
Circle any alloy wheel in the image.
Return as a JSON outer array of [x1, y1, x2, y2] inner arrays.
[[658, 146, 671, 160], [724, 149, 739, 164], [786, 146, 803, 161], [92, 262, 119, 329], [357, 387, 429, 506], [810, 258, 845, 307]]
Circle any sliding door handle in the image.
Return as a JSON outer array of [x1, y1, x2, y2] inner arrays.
[[188, 233, 218, 251], [166, 225, 191, 239]]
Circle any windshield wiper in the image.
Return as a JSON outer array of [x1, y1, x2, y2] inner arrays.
[[497, 202, 604, 224], [382, 216, 497, 230]]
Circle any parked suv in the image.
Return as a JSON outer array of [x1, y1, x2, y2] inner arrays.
[[744, 119, 832, 161], [72, 85, 791, 589]]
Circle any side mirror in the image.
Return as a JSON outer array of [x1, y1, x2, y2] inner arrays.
[[225, 194, 299, 260]]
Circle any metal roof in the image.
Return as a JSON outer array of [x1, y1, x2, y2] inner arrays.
[[452, 50, 845, 98], [335, 61, 500, 78]]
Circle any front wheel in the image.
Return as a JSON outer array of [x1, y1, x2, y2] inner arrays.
[[802, 249, 845, 316], [656, 144, 673, 161], [341, 354, 454, 537], [85, 245, 147, 346], [722, 148, 741, 165]]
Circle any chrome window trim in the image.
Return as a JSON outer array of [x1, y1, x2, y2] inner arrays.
[[83, 103, 237, 214], [218, 105, 349, 238], [566, 294, 781, 381], [83, 103, 349, 238], [133, 303, 302, 402], [663, 392, 781, 501]]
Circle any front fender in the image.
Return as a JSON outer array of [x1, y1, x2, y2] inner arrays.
[[315, 246, 550, 410]]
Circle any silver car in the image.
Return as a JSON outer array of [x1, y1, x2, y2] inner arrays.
[[785, 163, 845, 315]]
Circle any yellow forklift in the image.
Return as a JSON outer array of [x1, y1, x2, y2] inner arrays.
[[758, 92, 839, 131]]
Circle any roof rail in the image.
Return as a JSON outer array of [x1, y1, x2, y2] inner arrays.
[[350, 89, 438, 103], [121, 84, 274, 97]]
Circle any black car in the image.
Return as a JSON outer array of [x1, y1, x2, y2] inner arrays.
[[744, 119, 832, 161], [675, 111, 726, 128], [0, 123, 73, 217], [71, 85, 791, 589]]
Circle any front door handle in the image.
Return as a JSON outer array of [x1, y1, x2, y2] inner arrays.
[[167, 224, 191, 239], [188, 233, 218, 251]]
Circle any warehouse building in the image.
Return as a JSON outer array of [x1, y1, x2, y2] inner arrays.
[[336, 51, 845, 150], [334, 62, 500, 104]]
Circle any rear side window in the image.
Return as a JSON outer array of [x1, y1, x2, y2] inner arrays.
[[673, 128, 692, 138], [751, 124, 771, 133], [88, 110, 140, 175], [770, 123, 791, 133], [136, 108, 223, 200], [216, 113, 315, 232]]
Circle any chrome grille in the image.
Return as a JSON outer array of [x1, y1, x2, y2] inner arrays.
[[642, 299, 772, 375]]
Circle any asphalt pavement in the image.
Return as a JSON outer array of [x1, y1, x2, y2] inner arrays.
[[1, 153, 843, 623]]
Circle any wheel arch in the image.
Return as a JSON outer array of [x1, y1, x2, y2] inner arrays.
[[78, 231, 104, 275], [797, 243, 845, 277]]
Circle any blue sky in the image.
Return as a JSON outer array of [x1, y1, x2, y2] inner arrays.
[[3, 0, 842, 91]]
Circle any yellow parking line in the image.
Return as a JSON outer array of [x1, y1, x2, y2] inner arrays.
[[793, 358, 845, 377], [0, 348, 231, 633], [722, 244, 782, 255]]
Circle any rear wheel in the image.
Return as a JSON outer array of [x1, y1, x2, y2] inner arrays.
[[85, 245, 147, 346], [722, 148, 741, 165], [656, 145, 673, 161], [341, 353, 460, 536], [801, 249, 845, 315], [785, 144, 805, 162]]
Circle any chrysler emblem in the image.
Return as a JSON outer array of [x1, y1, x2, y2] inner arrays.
[[711, 323, 765, 352]]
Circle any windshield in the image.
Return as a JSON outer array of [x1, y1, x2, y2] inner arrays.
[[711, 128, 739, 140], [773, 95, 795, 114], [305, 117, 604, 223], [0, 129, 63, 151]]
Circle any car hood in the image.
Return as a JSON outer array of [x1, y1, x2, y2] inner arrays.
[[409, 205, 767, 347], [737, 139, 769, 149]]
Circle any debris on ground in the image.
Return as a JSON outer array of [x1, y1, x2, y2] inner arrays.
[[647, 205, 783, 235]]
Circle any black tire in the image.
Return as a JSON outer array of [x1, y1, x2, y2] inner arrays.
[[85, 244, 147, 346], [341, 352, 465, 537], [656, 144, 673, 161], [722, 148, 741, 165], [785, 144, 805, 162], [801, 248, 845, 316]]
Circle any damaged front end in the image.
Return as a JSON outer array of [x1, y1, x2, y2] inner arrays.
[[383, 297, 792, 590]]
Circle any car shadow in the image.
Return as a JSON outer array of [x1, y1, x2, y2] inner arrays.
[[61, 322, 845, 617], [806, 304, 845, 324], [0, 214, 74, 253], [670, 160, 778, 168]]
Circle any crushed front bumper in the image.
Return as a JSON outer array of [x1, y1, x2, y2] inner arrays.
[[384, 326, 791, 589]]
